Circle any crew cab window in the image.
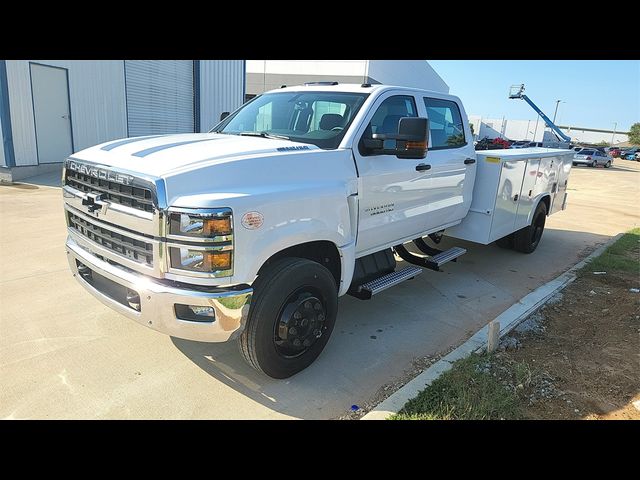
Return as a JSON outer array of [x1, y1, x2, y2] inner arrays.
[[360, 95, 417, 154], [213, 91, 368, 150], [423, 98, 466, 149]]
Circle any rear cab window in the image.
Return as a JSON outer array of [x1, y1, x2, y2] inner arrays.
[[423, 97, 467, 149]]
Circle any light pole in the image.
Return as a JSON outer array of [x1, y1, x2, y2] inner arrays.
[[552, 100, 562, 124], [611, 122, 617, 146]]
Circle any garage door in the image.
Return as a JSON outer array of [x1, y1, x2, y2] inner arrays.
[[125, 60, 195, 136]]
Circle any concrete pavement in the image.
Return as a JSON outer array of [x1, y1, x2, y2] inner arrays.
[[1, 160, 638, 419]]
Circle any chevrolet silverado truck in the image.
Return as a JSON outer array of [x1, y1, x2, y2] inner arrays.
[[63, 83, 574, 378]]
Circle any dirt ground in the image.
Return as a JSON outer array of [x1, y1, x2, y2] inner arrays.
[[494, 268, 640, 420]]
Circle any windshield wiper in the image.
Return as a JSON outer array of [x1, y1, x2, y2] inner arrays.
[[237, 131, 291, 140]]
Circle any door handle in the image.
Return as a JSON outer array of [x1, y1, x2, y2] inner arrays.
[[464, 158, 476, 165], [415, 163, 431, 171], [513, 194, 519, 202]]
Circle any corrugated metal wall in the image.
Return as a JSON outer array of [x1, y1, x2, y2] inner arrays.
[[5, 60, 127, 166], [199, 60, 245, 132], [0, 114, 5, 167], [125, 60, 195, 136]]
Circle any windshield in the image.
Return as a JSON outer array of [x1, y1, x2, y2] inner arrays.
[[211, 91, 369, 149]]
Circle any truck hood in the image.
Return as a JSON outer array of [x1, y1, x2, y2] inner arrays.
[[70, 133, 321, 178]]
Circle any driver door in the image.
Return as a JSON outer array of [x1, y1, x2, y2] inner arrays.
[[353, 93, 431, 256]]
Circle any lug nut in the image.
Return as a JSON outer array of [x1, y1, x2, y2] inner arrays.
[[314, 303, 322, 311], [303, 338, 312, 347], [304, 301, 312, 309], [317, 314, 325, 322], [294, 311, 302, 320], [314, 329, 322, 338], [289, 327, 297, 335], [293, 338, 301, 347]]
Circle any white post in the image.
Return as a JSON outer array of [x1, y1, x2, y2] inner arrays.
[[487, 321, 500, 354]]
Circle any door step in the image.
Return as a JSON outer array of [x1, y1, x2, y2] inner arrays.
[[430, 246, 467, 267], [350, 266, 422, 300], [394, 244, 466, 271]]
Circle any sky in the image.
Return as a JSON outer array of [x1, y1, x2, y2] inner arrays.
[[428, 61, 639, 132]]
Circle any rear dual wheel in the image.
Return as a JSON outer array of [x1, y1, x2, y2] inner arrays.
[[495, 201, 547, 254]]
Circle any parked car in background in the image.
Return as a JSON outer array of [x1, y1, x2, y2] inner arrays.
[[621, 147, 640, 160], [573, 149, 612, 168], [527, 142, 544, 147], [510, 140, 529, 149], [608, 148, 622, 157]]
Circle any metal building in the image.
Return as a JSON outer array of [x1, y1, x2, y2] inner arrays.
[[246, 60, 449, 100], [0, 60, 245, 181]]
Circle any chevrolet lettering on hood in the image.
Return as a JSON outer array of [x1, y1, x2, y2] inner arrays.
[[66, 160, 134, 186]]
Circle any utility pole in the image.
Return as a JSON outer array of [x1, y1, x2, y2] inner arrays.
[[611, 122, 617, 146], [552, 99, 561, 123], [533, 115, 540, 141]]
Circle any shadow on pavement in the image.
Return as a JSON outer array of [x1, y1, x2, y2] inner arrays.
[[170, 227, 615, 419]]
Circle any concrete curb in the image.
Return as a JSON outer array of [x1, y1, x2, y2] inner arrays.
[[361, 234, 623, 420]]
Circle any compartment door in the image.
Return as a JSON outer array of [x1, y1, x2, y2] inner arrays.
[[514, 158, 541, 230], [489, 160, 526, 241]]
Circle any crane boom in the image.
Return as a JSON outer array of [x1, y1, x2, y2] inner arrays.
[[508, 84, 572, 143]]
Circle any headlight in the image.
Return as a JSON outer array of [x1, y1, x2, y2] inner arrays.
[[169, 247, 232, 273], [168, 209, 232, 240], [166, 208, 233, 277]]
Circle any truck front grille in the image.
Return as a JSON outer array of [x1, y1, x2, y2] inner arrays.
[[65, 169, 154, 213], [68, 212, 154, 267]]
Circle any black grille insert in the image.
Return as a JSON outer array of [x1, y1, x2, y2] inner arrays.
[[68, 212, 153, 266], [65, 169, 154, 213]]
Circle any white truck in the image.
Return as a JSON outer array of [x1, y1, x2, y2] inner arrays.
[[63, 83, 573, 378]]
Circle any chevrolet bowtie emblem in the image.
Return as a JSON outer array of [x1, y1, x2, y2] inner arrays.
[[82, 193, 106, 214]]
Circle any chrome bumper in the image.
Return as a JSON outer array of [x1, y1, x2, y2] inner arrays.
[[66, 236, 252, 342]]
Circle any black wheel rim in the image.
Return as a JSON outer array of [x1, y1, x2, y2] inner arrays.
[[531, 212, 545, 247], [273, 287, 327, 358]]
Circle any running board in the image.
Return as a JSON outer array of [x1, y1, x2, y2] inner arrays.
[[394, 244, 466, 271], [349, 266, 422, 300]]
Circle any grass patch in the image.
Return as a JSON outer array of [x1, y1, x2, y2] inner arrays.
[[581, 228, 640, 275], [391, 354, 522, 420]]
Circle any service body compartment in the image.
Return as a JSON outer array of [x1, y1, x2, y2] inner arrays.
[[446, 148, 573, 245]]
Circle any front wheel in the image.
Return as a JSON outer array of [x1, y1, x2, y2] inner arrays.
[[238, 257, 337, 378], [514, 201, 547, 253], [605, 160, 612, 168], [591, 160, 597, 168]]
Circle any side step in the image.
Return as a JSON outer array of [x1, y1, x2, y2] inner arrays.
[[394, 244, 466, 271], [350, 266, 422, 300], [430, 246, 467, 267]]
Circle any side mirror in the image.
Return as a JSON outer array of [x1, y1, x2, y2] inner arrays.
[[370, 117, 429, 159], [220, 111, 230, 121]]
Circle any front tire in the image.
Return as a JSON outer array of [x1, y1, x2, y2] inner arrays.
[[238, 257, 338, 378], [591, 160, 597, 168], [514, 201, 547, 253], [605, 160, 612, 168]]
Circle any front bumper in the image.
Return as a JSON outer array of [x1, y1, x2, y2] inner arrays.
[[66, 236, 252, 342]]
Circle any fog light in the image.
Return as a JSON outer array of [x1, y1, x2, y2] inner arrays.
[[175, 304, 216, 322], [190, 306, 215, 317]]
